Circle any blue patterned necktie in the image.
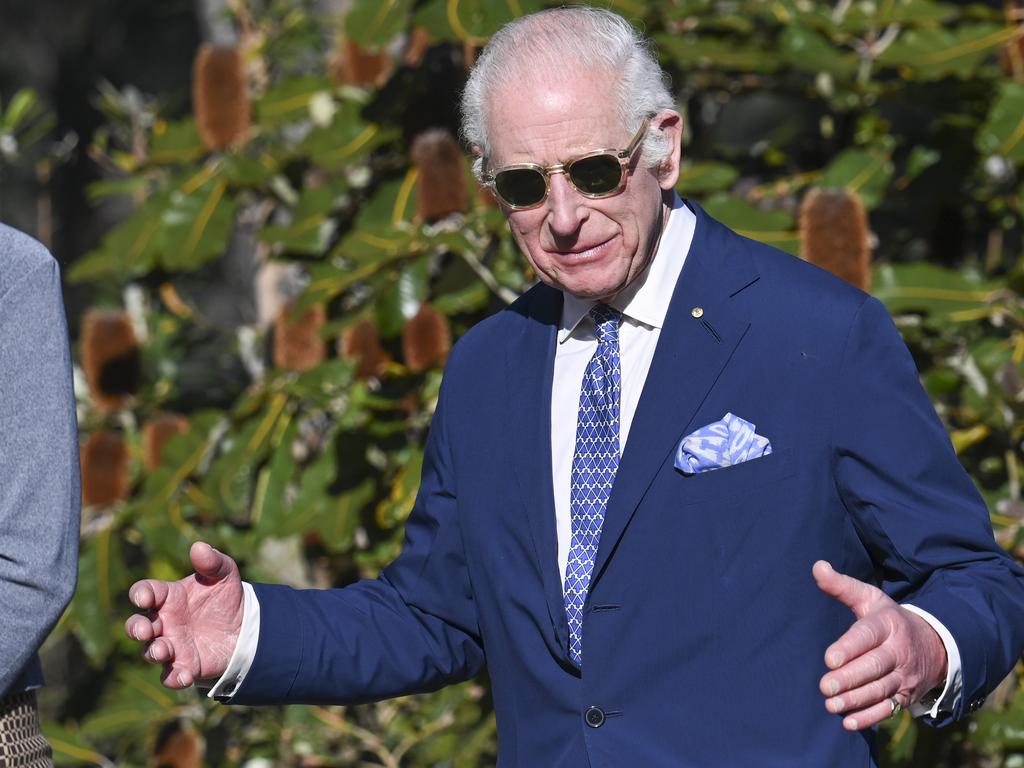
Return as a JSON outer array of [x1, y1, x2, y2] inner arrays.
[[564, 303, 622, 667]]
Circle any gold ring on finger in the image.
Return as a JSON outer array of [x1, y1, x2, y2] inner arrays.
[[888, 696, 903, 717]]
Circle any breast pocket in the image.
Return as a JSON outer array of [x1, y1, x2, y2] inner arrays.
[[676, 448, 795, 506]]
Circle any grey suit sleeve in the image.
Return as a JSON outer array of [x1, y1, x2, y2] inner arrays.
[[0, 234, 81, 697]]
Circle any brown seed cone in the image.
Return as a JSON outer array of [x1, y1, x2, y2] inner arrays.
[[402, 304, 451, 372], [340, 318, 392, 379], [411, 129, 468, 222], [81, 431, 130, 507], [193, 44, 251, 151], [329, 37, 391, 86], [404, 26, 432, 67], [799, 188, 871, 291], [999, 33, 1024, 79], [142, 413, 190, 470], [81, 309, 141, 413], [477, 183, 499, 209], [154, 724, 204, 768], [274, 303, 327, 372]]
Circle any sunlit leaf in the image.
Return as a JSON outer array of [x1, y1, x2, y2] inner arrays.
[[977, 83, 1024, 164]]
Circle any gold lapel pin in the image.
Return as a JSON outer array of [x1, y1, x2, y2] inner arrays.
[[691, 307, 704, 318]]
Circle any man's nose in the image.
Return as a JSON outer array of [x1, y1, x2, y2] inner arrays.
[[545, 172, 588, 236]]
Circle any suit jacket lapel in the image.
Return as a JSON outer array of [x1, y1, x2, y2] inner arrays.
[[503, 286, 572, 656], [591, 204, 758, 583]]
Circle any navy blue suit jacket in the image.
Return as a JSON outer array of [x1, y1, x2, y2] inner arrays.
[[233, 202, 1024, 767]]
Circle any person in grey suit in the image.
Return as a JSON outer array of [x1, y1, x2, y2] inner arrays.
[[0, 224, 80, 767]]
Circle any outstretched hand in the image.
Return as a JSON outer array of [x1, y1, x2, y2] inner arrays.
[[813, 560, 947, 730], [125, 542, 244, 689]]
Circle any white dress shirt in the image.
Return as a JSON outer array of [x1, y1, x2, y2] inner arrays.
[[212, 194, 961, 718]]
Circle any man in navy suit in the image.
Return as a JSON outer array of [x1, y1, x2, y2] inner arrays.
[[126, 8, 1024, 765]]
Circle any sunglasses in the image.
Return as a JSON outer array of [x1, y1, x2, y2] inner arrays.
[[481, 114, 654, 210]]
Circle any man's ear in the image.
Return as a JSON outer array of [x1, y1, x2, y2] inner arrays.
[[653, 111, 684, 191]]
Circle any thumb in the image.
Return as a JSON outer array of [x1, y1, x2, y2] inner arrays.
[[813, 560, 881, 618], [189, 541, 238, 584]]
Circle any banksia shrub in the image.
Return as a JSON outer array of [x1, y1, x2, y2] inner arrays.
[[142, 413, 190, 470], [274, 303, 327, 372], [328, 37, 390, 86], [81, 431, 130, 507], [799, 188, 871, 291], [340, 318, 391, 380], [81, 309, 141, 413], [193, 44, 251, 150], [411, 129, 468, 222], [402, 304, 451, 372]]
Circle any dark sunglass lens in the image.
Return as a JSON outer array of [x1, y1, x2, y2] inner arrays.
[[495, 169, 547, 207], [569, 155, 622, 195]]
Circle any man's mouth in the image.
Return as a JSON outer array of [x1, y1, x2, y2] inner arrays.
[[550, 236, 615, 261]]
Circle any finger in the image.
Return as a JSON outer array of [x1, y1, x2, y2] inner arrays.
[[190, 541, 237, 585], [160, 664, 195, 690], [824, 614, 891, 669], [125, 614, 156, 643], [840, 694, 906, 731], [825, 671, 900, 714], [820, 644, 897, 695], [812, 560, 882, 618], [143, 637, 175, 664], [128, 579, 170, 611]]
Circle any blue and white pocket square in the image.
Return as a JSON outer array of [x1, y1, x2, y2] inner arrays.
[[674, 413, 772, 476]]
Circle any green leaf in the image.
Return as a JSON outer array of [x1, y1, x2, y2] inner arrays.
[[156, 176, 238, 271], [699, 193, 798, 254], [256, 76, 336, 128], [656, 34, 780, 73], [260, 183, 345, 255], [677, 161, 738, 195], [42, 723, 107, 767], [67, 196, 165, 283], [1, 88, 40, 132], [877, 23, 1007, 80], [818, 148, 893, 210], [977, 83, 1024, 164], [376, 256, 430, 336], [296, 101, 396, 169], [429, 0, 545, 41], [345, 0, 415, 48], [149, 118, 204, 164], [872, 262, 999, 316], [70, 528, 130, 665], [778, 24, 858, 77]]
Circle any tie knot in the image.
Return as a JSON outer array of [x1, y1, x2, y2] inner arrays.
[[589, 304, 621, 346]]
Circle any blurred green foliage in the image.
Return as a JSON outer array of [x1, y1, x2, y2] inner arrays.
[[35, 0, 1024, 764]]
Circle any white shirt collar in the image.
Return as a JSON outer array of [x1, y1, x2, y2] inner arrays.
[[558, 193, 696, 343]]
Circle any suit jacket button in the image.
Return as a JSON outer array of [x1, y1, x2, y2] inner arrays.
[[585, 706, 606, 728]]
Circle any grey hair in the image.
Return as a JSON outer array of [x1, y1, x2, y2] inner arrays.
[[460, 6, 675, 180]]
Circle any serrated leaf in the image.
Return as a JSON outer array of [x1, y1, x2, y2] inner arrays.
[[977, 83, 1024, 164]]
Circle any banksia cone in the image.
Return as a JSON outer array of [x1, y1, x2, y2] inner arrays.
[[799, 188, 871, 291], [340, 318, 391, 379], [402, 304, 451, 372], [81, 431, 130, 507], [193, 44, 251, 150], [329, 37, 391, 86], [1000, 33, 1024, 78], [81, 309, 141, 413], [142, 413, 190, 470], [274, 303, 327, 372], [404, 26, 431, 67], [154, 724, 204, 768], [411, 129, 468, 222]]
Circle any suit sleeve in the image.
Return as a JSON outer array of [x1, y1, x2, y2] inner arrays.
[[0, 255, 81, 697], [231, 354, 485, 705], [831, 296, 1024, 725]]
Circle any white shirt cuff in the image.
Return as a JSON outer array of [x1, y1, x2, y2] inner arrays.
[[901, 603, 962, 718], [206, 581, 261, 701]]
